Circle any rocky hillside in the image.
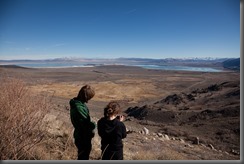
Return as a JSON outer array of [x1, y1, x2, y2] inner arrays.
[[222, 58, 240, 71], [125, 80, 240, 157]]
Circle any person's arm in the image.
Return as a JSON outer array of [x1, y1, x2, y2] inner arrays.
[[78, 105, 97, 130], [97, 119, 103, 137], [120, 122, 127, 139], [76, 105, 90, 122]]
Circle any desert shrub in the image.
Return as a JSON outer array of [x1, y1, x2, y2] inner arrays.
[[31, 132, 77, 160], [0, 77, 51, 159]]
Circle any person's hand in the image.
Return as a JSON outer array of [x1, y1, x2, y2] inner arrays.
[[117, 115, 125, 122]]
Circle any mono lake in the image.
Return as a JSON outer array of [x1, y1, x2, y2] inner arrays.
[[133, 64, 223, 72], [0, 61, 224, 72]]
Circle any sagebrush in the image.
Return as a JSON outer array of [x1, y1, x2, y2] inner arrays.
[[0, 77, 51, 159]]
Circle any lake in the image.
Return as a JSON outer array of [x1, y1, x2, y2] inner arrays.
[[133, 64, 223, 72], [0, 61, 223, 72]]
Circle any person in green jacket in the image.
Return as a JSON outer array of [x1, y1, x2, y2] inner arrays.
[[69, 85, 96, 160]]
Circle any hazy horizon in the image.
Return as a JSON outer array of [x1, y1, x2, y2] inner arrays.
[[0, 56, 239, 61]]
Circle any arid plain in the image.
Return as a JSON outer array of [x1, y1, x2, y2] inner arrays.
[[0, 65, 240, 160]]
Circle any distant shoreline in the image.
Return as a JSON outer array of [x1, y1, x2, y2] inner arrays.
[[1, 57, 239, 72], [0, 63, 225, 72]]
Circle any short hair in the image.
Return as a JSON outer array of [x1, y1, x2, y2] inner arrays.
[[104, 101, 121, 117], [77, 85, 95, 102]]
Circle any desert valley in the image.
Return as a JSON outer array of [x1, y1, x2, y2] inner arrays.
[[0, 59, 240, 160]]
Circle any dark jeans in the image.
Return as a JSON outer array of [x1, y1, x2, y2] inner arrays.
[[75, 138, 92, 160], [101, 148, 123, 160]]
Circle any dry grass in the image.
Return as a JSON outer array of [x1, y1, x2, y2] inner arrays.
[[29, 80, 168, 103], [33, 132, 77, 160], [0, 77, 51, 159]]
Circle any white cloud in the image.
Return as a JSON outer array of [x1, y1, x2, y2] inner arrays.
[[53, 43, 66, 47], [125, 9, 137, 15], [3, 41, 15, 44]]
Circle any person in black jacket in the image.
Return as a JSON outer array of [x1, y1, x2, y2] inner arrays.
[[97, 101, 127, 160]]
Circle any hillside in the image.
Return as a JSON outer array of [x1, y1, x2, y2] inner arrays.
[[0, 65, 240, 160], [222, 58, 240, 71], [125, 81, 240, 155]]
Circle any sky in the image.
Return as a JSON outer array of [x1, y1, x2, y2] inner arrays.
[[0, 0, 240, 60]]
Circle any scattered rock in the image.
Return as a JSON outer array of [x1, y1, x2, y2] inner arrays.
[[208, 144, 215, 150], [157, 133, 163, 137], [143, 127, 149, 135], [179, 139, 185, 143], [231, 149, 240, 155], [224, 151, 230, 155], [200, 143, 206, 147], [163, 134, 170, 140], [193, 137, 200, 145], [185, 144, 194, 148]]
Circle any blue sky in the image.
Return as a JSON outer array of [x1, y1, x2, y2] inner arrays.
[[0, 0, 240, 60]]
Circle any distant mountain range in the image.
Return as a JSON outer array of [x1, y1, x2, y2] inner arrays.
[[0, 57, 240, 71]]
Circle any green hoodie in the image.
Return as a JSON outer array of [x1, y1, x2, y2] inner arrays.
[[69, 98, 96, 139]]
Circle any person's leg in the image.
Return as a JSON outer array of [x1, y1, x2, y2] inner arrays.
[[75, 139, 92, 160], [111, 149, 123, 160], [101, 150, 112, 160], [80, 143, 92, 160], [101, 149, 123, 160]]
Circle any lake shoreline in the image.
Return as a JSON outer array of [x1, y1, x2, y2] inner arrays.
[[0, 62, 228, 72]]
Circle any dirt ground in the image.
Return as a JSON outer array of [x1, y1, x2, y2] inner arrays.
[[0, 65, 240, 160]]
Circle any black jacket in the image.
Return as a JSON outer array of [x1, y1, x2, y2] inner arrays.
[[97, 117, 127, 151]]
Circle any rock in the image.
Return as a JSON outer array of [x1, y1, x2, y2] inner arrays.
[[185, 144, 194, 148], [200, 143, 206, 147], [180, 139, 185, 143], [159, 138, 165, 142], [231, 149, 240, 155], [208, 144, 214, 150], [193, 137, 200, 145], [163, 134, 170, 140], [143, 127, 149, 135], [126, 128, 135, 134], [42, 114, 65, 136], [224, 151, 229, 155], [157, 133, 163, 137]]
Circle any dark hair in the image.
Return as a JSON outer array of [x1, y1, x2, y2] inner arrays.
[[77, 85, 95, 102], [104, 101, 121, 117]]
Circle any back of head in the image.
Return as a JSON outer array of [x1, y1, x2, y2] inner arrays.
[[77, 85, 95, 102], [104, 101, 121, 118]]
